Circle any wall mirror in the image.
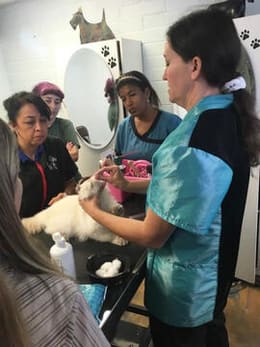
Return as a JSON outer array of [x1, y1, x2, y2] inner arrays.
[[64, 47, 119, 149]]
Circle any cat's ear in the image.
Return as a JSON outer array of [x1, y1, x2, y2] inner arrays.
[[75, 183, 81, 194], [89, 180, 95, 191], [95, 179, 106, 190]]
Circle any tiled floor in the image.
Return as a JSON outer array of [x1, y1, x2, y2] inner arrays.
[[116, 281, 260, 347]]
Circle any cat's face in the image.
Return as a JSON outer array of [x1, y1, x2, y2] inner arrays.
[[77, 176, 106, 200]]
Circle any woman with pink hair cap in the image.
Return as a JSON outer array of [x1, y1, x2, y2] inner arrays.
[[32, 81, 80, 162]]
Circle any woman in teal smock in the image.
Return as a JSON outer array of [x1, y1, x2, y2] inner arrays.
[[79, 8, 260, 347]]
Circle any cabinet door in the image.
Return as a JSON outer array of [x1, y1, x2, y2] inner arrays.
[[84, 39, 121, 79], [234, 15, 260, 284], [235, 167, 259, 283]]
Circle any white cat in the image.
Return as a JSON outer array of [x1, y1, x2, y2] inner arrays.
[[22, 177, 127, 246]]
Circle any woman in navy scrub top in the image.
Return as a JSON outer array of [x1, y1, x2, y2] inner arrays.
[[115, 70, 181, 162]]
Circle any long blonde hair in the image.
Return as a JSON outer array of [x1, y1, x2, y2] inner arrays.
[[0, 270, 31, 347], [0, 119, 58, 274]]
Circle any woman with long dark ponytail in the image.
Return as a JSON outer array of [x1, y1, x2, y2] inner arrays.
[[80, 8, 260, 347]]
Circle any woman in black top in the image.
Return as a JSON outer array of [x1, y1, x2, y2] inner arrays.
[[3, 91, 80, 217]]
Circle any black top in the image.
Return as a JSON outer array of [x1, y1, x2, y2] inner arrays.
[[190, 106, 250, 315], [19, 136, 80, 218]]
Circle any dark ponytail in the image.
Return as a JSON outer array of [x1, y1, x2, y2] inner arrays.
[[167, 8, 260, 166], [233, 89, 260, 166]]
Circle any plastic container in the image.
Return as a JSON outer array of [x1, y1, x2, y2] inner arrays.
[[107, 183, 131, 203], [108, 176, 150, 203], [86, 253, 130, 286], [50, 232, 76, 279]]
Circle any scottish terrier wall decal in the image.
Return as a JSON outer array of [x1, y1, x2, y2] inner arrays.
[[70, 8, 115, 44]]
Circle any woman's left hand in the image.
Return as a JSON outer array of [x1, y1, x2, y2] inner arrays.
[[66, 142, 79, 162], [48, 192, 67, 206]]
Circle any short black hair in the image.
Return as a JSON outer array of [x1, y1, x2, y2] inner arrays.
[[116, 70, 160, 107], [3, 91, 51, 123]]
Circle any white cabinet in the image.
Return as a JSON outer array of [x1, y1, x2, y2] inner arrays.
[[85, 38, 143, 82], [234, 15, 260, 285], [235, 167, 259, 283], [64, 38, 143, 176]]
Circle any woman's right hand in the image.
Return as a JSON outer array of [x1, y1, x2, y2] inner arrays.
[[95, 165, 128, 190], [99, 157, 114, 168]]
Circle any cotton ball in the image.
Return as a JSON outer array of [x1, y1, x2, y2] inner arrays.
[[111, 258, 122, 272], [95, 258, 122, 278], [96, 268, 106, 277], [105, 266, 118, 277], [100, 261, 112, 271]]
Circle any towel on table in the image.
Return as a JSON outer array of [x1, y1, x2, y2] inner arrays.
[[79, 283, 107, 322]]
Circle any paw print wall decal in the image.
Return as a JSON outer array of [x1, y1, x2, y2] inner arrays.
[[100, 44, 117, 69], [250, 38, 260, 49], [108, 56, 117, 68], [240, 29, 250, 40], [239, 28, 259, 50], [101, 45, 110, 57]]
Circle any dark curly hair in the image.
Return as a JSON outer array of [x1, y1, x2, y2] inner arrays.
[[3, 91, 51, 124]]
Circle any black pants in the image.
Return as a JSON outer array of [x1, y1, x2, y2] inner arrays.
[[149, 312, 229, 347]]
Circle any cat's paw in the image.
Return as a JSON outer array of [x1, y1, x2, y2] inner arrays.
[[111, 204, 124, 216], [112, 236, 128, 246]]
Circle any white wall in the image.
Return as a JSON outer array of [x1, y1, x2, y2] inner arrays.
[[0, 0, 219, 120], [0, 0, 222, 174], [0, 0, 258, 118], [246, 1, 260, 16], [0, 0, 258, 174], [0, 45, 11, 120]]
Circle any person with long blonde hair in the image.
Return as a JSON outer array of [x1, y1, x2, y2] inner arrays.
[[0, 270, 30, 347], [0, 118, 109, 347]]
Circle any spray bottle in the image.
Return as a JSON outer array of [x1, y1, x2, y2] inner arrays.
[[50, 232, 76, 279]]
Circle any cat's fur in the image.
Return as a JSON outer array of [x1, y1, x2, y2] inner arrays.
[[22, 177, 127, 246]]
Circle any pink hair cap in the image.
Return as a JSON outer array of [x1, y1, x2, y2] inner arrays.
[[32, 81, 64, 100]]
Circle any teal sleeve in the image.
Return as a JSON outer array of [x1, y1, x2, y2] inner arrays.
[[147, 146, 233, 234]]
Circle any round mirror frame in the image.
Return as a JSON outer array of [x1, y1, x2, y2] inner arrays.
[[64, 47, 119, 149]]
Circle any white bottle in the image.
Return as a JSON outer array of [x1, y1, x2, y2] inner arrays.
[[50, 232, 76, 279]]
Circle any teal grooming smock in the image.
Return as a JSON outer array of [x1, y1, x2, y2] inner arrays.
[[146, 94, 250, 327]]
